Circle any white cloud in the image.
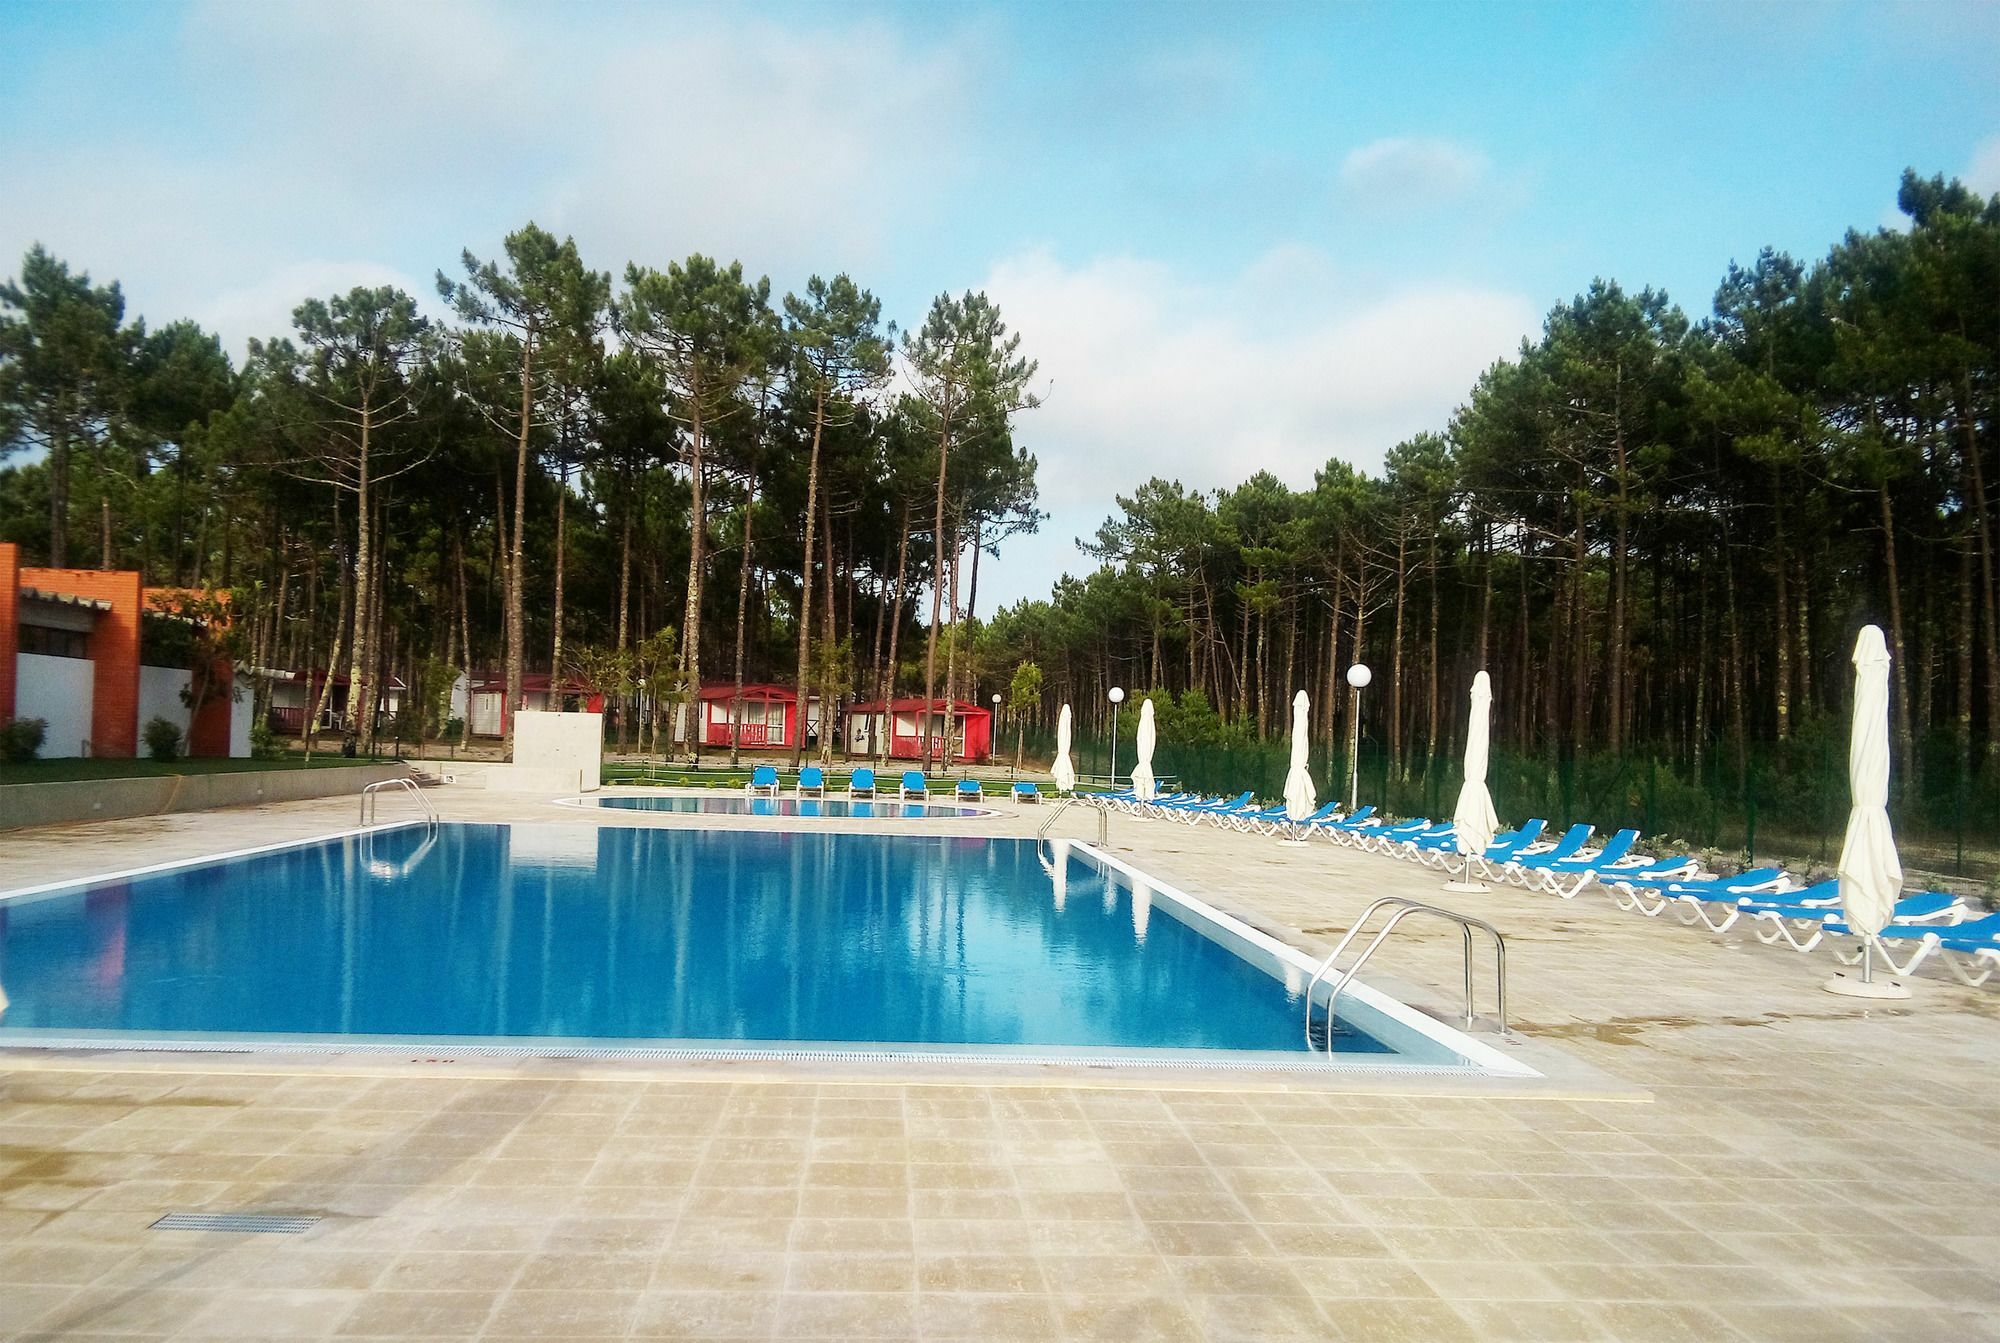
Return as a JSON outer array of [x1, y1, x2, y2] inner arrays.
[[982, 247, 1536, 517], [1967, 135, 2000, 196], [1, 4, 978, 357], [1338, 137, 1490, 208], [972, 246, 1535, 606]]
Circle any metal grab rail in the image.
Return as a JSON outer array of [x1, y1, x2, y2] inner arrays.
[[1304, 897, 1506, 1048], [1036, 792, 1111, 849], [360, 777, 438, 834], [1036, 793, 1079, 843]]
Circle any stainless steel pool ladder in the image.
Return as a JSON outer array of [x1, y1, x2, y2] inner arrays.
[[1303, 897, 1506, 1049], [360, 777, 439, 835], [1036, 792, 1108, 848]]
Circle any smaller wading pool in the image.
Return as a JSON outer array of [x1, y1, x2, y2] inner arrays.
[[570, 794, 992, 819]]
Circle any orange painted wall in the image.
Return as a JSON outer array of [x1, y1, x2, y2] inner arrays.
[[19, 563, 143, 758], [0, 543, 18, 723]]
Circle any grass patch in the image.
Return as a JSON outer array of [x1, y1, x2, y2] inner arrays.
[[0, 754, 394, 785]]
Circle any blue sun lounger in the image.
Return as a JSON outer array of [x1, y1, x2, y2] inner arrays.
[[1415, 819, 1547, 871], [1603, 866, 1790, 919], [747, 765, 780, 797], [1751, 890, 1968, 953], [900, 771, 929, 801], [1849, 911, 2000, 984], [1011, 781, 1041, 804], [797, 766, 826, 798], [1217, 800, 1286, 832], [847, 767, 877, 799], [1147, 791, 1241, 824], [1312, 805, 1377, 842], [1267, 800, 1345, 838], [1495, 823, 1594, 884], [1356, 818, 1439, 854], [1520, 828, 1645, 897], [956, 778, 984, 802]]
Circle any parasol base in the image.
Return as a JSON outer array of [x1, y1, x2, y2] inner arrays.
[[1822, 972, 1910, 1000], [1442, 880, 1488, 893]]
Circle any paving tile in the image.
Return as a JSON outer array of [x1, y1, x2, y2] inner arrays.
[[2, 793, 1998, 1341]]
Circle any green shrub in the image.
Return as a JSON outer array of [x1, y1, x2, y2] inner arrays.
[[248, 722, 282, 760], [1, 717, 47, 763], [143, 716, 183, 762]]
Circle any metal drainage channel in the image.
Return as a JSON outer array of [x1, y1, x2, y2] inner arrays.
[[150, 1212, 321, 1235]]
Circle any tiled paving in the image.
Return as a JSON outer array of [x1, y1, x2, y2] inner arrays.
[[1, 790, 1997, 1340]]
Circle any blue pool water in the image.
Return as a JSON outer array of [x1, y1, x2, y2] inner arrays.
[[0, 825, 1419, 1057], [587, 795, 988, 819]]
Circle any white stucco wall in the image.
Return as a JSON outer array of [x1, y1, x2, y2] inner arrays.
[[138, 664, 193, 748], [14, 652, 95, 758], [512, 710, 602, 792], [229, 676, 253, 757]]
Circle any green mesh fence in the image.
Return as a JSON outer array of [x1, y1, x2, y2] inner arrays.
[[1019, 725, 1997, 886]]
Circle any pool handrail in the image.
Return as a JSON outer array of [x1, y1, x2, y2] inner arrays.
[[360, 777, 437, 836], [1304, 896, 1506, 1044]]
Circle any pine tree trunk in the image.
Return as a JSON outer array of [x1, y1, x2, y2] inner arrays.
[[1879, 483, 1918, 793], [880, 498, 914, 762], [682, 406, 708, 764], [48, 424, 70, 568], [921, 411, 953, 763], [1390, 531, 1407, 774], [345, 412, 373, 749], [821, 494, 838, 764], [1954, 388, 2000, 763], [551, 462, 568, 691], [941, 521, 962, 763], [1772, 471, 1791, 742], [1609, 370, 1630, 756], [791, 392, 826, 767], [306, 490, 350, 760], [730, 467, 757, 767], [506, 340, 533, 753], [617, 509, 632, 650]]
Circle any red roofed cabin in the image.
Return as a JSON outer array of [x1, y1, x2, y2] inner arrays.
[[467, 671, 604, 738], [845, 698, 991, 764], [697, 683, 813, 750]]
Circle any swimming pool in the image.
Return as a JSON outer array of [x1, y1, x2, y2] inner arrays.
[[0, 824, 1519, 1071], [576, 794, 991, 819]]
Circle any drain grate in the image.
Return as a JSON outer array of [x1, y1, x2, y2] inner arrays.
[[150, 1211, 320, 1235]]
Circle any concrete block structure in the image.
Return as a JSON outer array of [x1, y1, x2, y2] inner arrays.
[[0, 542, 249, 759]]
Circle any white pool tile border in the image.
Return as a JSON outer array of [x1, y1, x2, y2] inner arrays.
[[0, 821, 424, 904]]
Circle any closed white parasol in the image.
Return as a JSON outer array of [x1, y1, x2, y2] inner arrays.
[[1447, 671, 1500, 891], [1283, 691, 1315, 822], [1827, 624, 1909, 998], [1131, 698, 1157, 802], [1053, 704, 1076, 795]]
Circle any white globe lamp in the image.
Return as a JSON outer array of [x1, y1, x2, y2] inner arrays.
[[1344, 663, 1371, 809], [1107, 686, 1125, 790]]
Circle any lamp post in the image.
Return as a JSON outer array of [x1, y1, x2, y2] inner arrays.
[[1345, 663, 1372, 811], [990, 693, 1003, 775], [635, 678, 647, 760], [1107, 686, 1126, 789]]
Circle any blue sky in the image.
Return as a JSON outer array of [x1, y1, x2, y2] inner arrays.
[[4, 0, 1997, 607]]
